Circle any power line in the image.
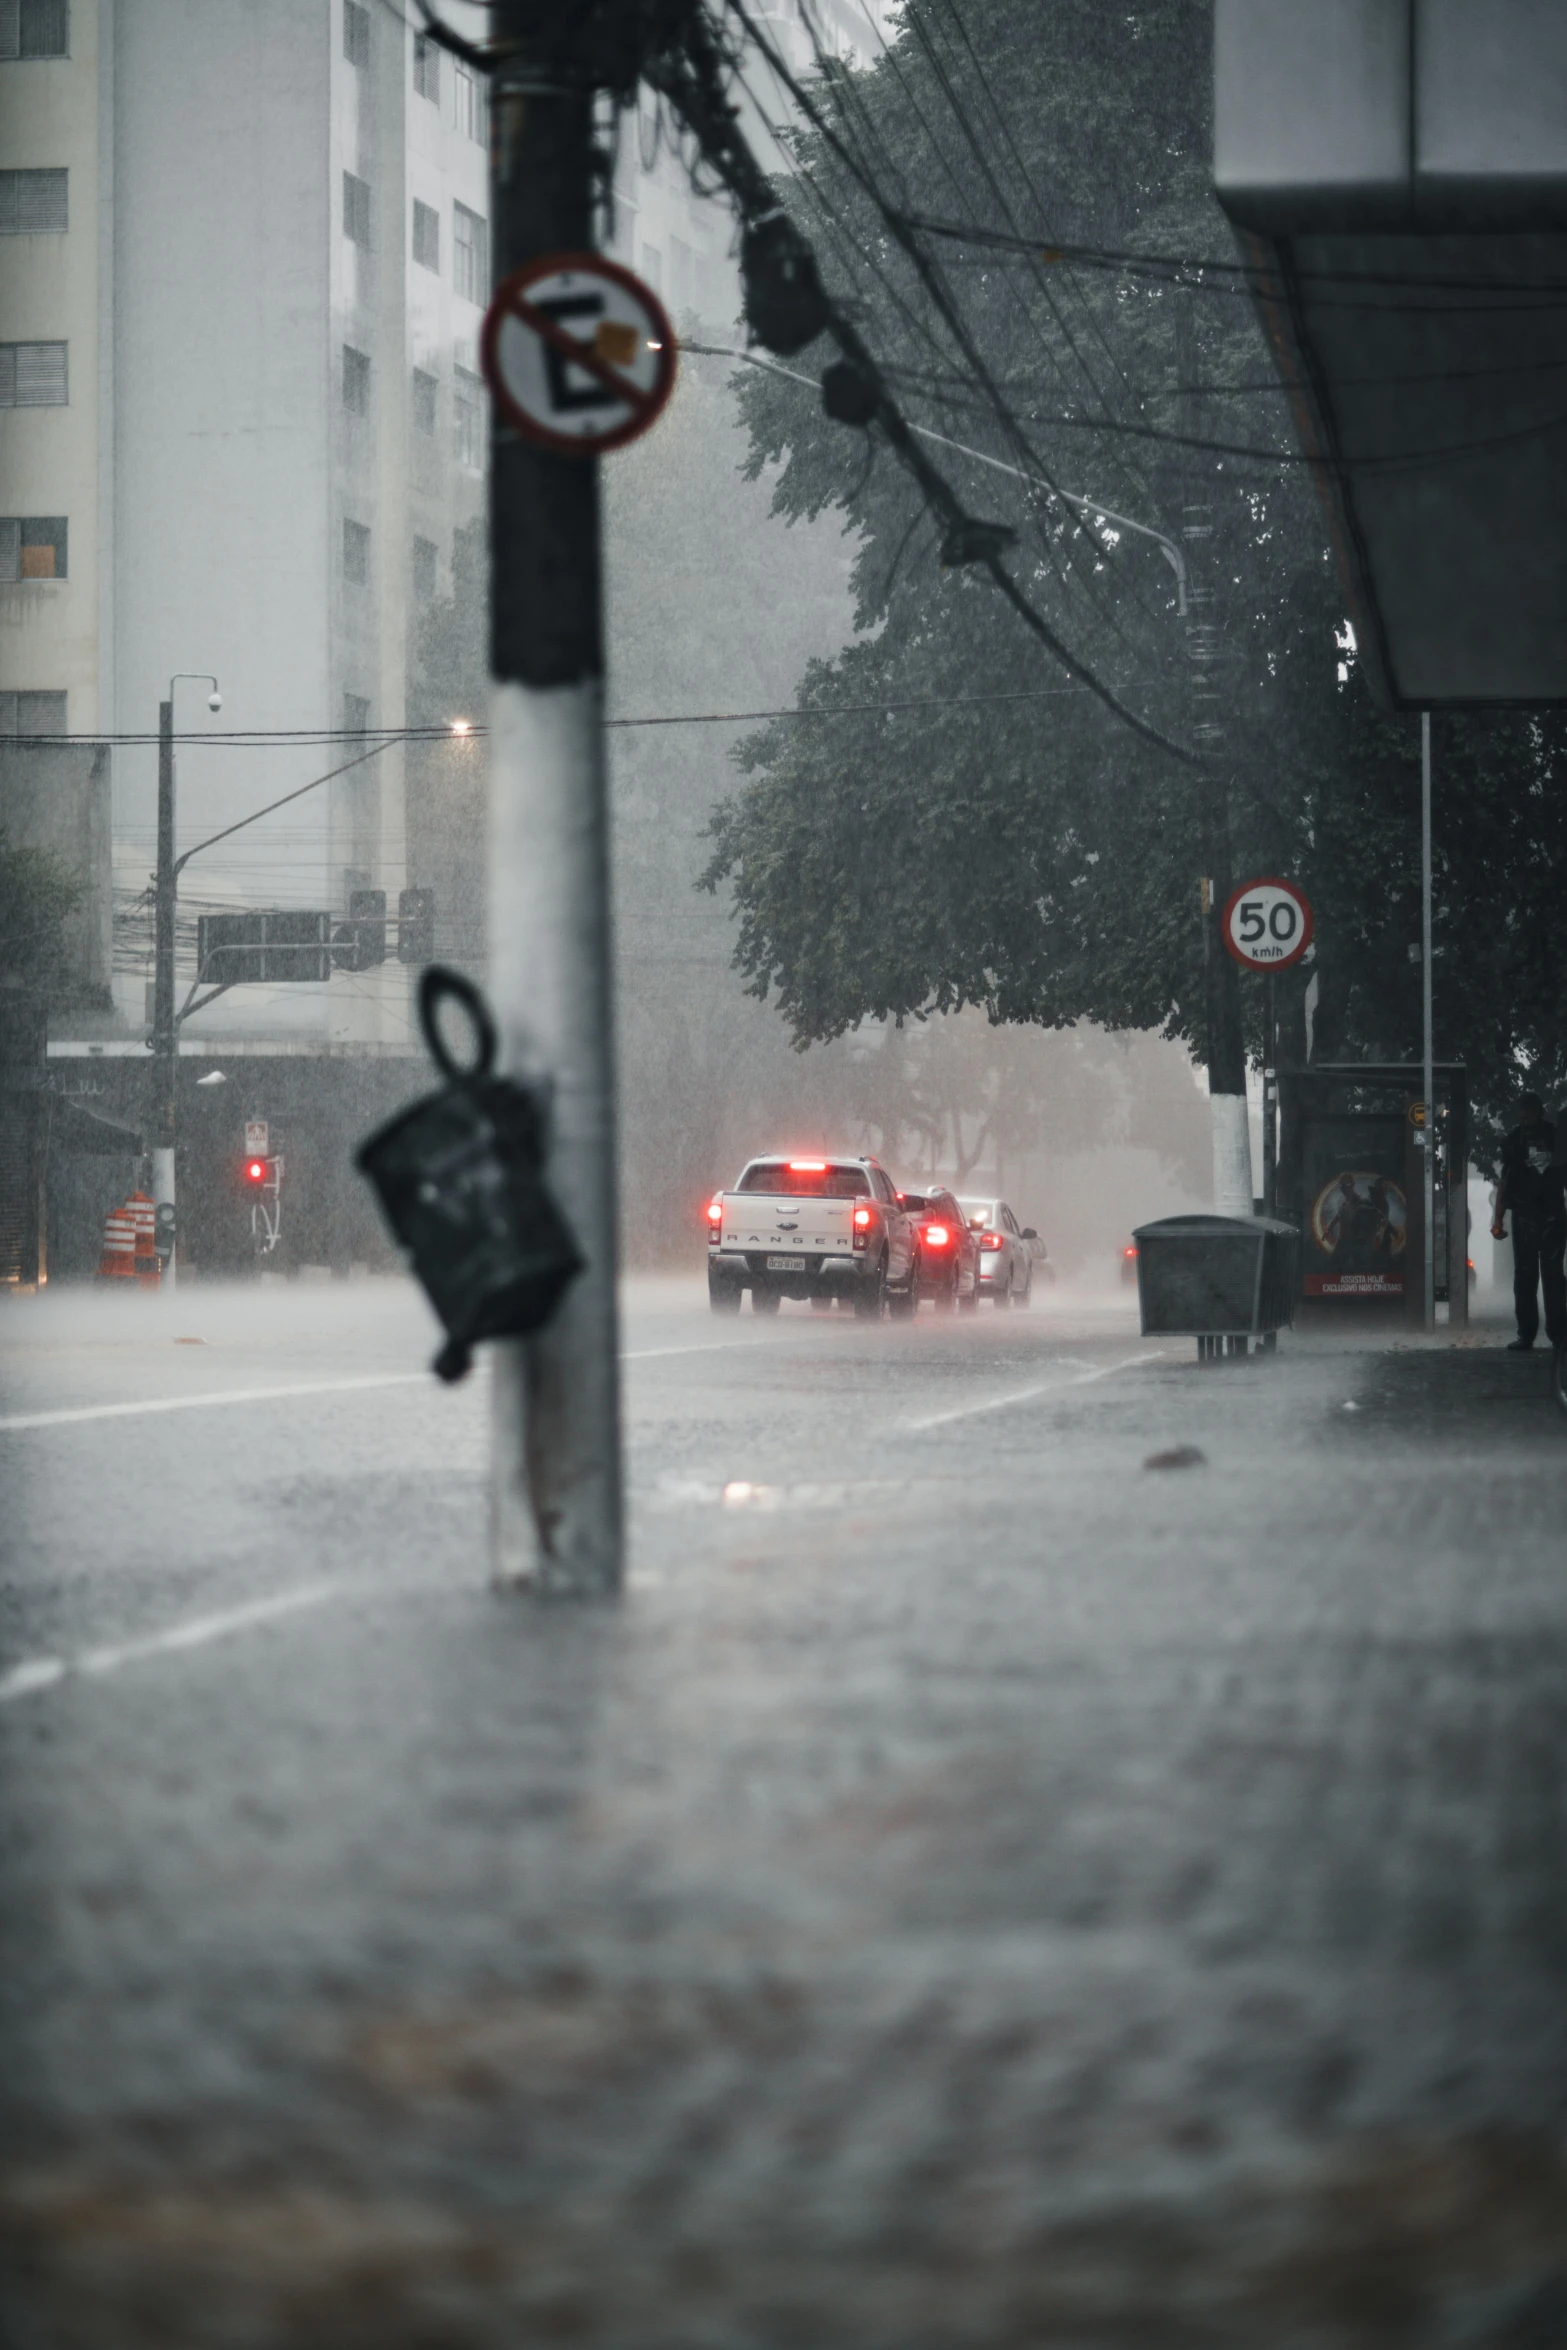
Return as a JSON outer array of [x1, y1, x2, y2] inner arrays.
[[763, 1, 1162, 637], [717, 1, 1186, 692]]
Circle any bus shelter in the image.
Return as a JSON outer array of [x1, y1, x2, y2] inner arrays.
[[1277, 1064, 1469, 1327]]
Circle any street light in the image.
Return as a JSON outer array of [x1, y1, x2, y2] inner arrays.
[[152, 672, 221, 1287]]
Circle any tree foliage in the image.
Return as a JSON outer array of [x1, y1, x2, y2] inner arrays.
[[0, 828, 84, 997], [700, 0, 1567, 1154]]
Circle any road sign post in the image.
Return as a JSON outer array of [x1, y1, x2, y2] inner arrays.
[[1222, 878, 1314, 1219]]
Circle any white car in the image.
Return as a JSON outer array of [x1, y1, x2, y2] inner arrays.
[[708, 1154, 919, 1317], [957, 1197, 1040, 1307]]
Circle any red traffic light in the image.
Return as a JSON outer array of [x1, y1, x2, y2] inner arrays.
[[245, 1158, 267, 1183]]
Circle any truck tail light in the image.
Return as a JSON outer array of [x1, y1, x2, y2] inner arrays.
[[853, 1204, 872, 1251], [923, 1222, 950, 1247], [980, 1231, 1004, 1251], [707, 1194, 723, 1243]]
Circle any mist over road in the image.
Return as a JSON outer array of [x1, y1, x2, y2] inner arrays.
[[3, 1277, 1566, 2345]]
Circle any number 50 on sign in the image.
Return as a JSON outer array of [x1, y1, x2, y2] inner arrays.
[[1221, 876, 1313, 971]]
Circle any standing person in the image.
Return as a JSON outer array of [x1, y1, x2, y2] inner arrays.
[[1490, 1090, 1566, 1351]]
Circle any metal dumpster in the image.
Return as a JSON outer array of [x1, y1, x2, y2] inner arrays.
[[1133, 1214, 1299, 1360]]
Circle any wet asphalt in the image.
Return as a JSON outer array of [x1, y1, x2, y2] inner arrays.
[[2, 1274, 1566, 2348]]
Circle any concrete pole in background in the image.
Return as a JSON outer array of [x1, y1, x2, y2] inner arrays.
[[153, 698, 178, 1287], [1422, 710, 1435, 1331], [487, 9, 623, 1591]]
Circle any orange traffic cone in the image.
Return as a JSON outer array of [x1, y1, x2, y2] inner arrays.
[[127, 1191, 160, 1290], [96, 1201, 137, 1282]]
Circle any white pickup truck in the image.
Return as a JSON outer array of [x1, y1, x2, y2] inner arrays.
[[707, 1154, 919, 1318]]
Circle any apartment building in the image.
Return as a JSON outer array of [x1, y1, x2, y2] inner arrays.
[[0, 0, 489, 1052]]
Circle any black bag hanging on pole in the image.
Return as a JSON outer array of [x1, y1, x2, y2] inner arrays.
[[355, 967, 584, 1382]]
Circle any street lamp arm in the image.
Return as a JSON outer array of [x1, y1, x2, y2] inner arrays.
[[685, 342, 1187, 616], [172, 737, 395, 879]]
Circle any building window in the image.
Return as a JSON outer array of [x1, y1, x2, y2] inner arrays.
[[412, 32, 438, 101], [454, 57, 487, 144], [0, 0, 69, 59], [412, 536, 437, 605], [343, 0, 369, 68], [0, 341, 67, 405], [0, 517, 67, 579], [412, 198, 439, 272], [0, 169, 67, 233], [343, 518, 370, 585], [343, 693, 370, 737], [343, 171, 371, 249], [0, 690, 67, 734], [453, 202, 488, 304], [411, 367, 437, 436], [453, 367, 483, 470], [343, 344, 370, 416]]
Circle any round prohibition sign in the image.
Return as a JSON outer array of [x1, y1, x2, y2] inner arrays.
[[1221, 876, 1314, 971], [480, 252, 677, 457]]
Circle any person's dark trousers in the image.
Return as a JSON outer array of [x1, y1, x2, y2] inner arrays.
[[1511, 1213, 1567, 1345]]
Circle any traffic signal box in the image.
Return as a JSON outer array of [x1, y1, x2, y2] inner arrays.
[[330, 887, 435, 970], [398, 887, 435, 964], [333, 889, 387, 974]]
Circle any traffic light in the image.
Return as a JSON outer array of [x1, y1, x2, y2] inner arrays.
[[332, 888, 387, 973], [350, 887, 387, 968], [398, 886, 435, 965], [244, 1154, 269, 1185]]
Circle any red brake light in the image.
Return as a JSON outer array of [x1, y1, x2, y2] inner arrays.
[[789, 1159, 827, 1172], [924, 1222, 950, 1247], [706, 1196, 723, 1224], [1123, 1245, 1137, 1259], [852, 1206, 873, 1229], [981, 1231, 1004, 1251]]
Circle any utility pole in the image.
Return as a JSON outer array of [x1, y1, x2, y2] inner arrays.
[[488, 6, 622, 1591], [153, 698, 178, 1282], [1421, 710, 1436, 1331], [1174, 304, 1250, 1215], [151, 673, 220, 1287]]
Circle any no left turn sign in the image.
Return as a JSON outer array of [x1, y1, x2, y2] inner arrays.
[[1221, 876, 1313, 971], [480, 252, 677, 456]]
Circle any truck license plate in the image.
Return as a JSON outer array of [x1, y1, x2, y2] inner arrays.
[[766, 1254, 806, 1272]]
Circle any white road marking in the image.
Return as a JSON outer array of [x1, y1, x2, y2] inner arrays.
[[0, 1346, 759, 1433], [907, 1351, 1166, 1431], [0, 1373, 425, 1434], [623, 1341, 757, 1362], [0, 1585, 335, 1708]]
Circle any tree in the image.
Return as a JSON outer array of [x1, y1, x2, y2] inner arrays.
[[698, 0, 1567, 1158], [0, 829, 83, 999]]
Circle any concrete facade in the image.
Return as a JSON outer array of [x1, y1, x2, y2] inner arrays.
[[2, 0, 489, 1055]]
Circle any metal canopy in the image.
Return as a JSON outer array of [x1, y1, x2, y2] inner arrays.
[[1214, 0, 1567, 706]]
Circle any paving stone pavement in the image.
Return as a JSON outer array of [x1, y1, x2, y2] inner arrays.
[[2, 1282, 1565, 2346]]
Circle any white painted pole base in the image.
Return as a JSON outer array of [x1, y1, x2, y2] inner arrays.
[[151, 1143, 176, 1290], [488, 678, 623, 1593], [1210, 1091, 1254, 1219]]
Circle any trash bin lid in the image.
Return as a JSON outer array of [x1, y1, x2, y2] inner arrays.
[[1132, 1213, 1298, 1241]]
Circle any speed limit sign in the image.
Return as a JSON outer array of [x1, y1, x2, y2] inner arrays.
[[1221, 877, 1313, 970]]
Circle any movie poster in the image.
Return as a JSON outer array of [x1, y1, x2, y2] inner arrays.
[[1301, 1114, 1408, 1298]]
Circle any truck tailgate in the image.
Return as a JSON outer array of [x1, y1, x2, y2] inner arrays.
[[720, 1194, 857, 1258]]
